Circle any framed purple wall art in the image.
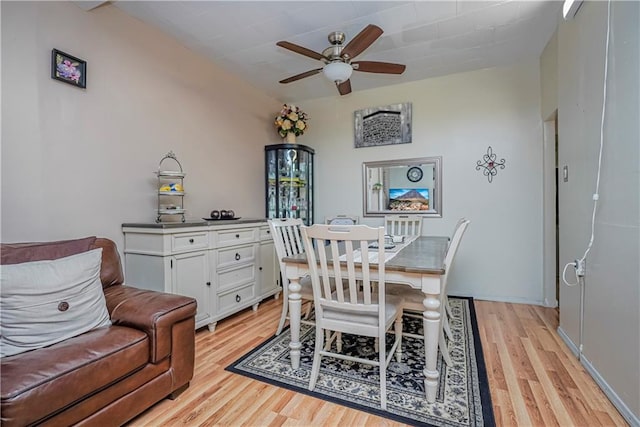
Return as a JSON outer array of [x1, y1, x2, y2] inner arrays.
[[51, 49, 86, 89]]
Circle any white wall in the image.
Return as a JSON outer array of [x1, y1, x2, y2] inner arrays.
[[540, 30, 559, 308], [556, 1, 639, 423], [540, 30, 559, 121], [300, 61, 545, 304], [1, 2, 281, 250]]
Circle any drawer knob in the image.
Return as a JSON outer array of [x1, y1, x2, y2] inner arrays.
[[267, 230, 270, 234], [235, 253, 241, 261], [235, 294, 241, 303], [189, 238, 194, 243], [259, 267, 263, 271], [235, 234, 240, 238], [206, 281, 211, 287]]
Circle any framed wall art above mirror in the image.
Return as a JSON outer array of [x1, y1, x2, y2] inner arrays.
[[362, 157, 442, 217], [354, 103, 412, 148]]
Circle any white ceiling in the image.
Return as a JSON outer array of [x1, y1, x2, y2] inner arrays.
[[107, 0, 562, 102]]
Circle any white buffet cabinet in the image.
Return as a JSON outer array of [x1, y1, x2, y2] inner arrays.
[[122, 219, 280, 331]]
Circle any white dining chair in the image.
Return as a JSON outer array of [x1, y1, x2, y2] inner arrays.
[[443, 218, 468, 327], [384, 215, 423, 236], [388, 219, 470, 366], [269, 218, 315, 335], [325, 214, 359, 225], [301, 224, 403, 410]]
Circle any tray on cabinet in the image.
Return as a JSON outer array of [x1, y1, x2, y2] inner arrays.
[[202, 217, 242, 221]]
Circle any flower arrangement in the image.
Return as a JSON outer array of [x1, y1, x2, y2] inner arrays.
[[56, 59, 82, 83], [275, 104, 308, 138]]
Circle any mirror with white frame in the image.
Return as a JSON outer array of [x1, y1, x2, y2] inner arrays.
[[362, 157, 442, 217]]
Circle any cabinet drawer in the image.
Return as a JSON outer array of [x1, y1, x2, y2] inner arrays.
[[259, 226, 272, 241], [214, 228, 257, 247], [216, 244, 256, 270], [217, 263, 256, 291], [172, 232, 208, 252], [217, 283, 255, 315]]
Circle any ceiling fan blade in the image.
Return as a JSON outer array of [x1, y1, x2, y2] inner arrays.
[[276, 41, 328, 61], [352, 61, 406, 74], [337, 79, 352, 96], [279, 68, 323, 84], [340, 24, 383, 60]]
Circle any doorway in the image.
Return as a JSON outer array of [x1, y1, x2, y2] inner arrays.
[[555, 118, 560, 306], [543, 112, 559, 308]]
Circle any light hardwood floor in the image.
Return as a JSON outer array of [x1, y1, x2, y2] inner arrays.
[[128, 297, 628, 426]]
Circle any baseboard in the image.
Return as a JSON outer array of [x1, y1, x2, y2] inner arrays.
[[558, 327, 639, 426], [556, 326, 580, 357], [457, 292, 543, 306], [581, 355, 640, 427]]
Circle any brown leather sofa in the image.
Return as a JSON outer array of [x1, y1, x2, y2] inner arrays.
[[0, 237, 197, 426]]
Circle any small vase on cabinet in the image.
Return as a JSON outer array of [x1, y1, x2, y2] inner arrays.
[[285, 132, 296, 143]]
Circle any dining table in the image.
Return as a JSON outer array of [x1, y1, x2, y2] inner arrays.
[[281, 234, 450, 403]]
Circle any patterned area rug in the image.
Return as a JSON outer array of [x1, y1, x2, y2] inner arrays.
[[226, 297, 495, 427]]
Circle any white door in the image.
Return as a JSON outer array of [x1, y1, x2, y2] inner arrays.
[[171, 251, 211, 328], [259, 241, 278, 298]]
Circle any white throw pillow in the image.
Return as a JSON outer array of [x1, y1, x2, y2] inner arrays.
[[0, 248, 111, 357]]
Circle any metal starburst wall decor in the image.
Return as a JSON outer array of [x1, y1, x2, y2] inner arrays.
[[476, 146, 506, 183]]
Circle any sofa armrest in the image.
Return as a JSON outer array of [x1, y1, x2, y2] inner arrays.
[[103, 285, 197, 363]]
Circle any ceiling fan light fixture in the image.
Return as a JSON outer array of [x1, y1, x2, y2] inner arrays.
[[323, 62, 352, 83]]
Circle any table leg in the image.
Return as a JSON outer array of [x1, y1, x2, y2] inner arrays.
[[422, 292, 441, 403], [287, 272, 302, 369]]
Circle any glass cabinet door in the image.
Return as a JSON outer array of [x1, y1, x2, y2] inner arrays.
[[265, 143, 314, 225]]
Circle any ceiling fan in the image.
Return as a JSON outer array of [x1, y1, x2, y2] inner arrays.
[[276, 24, 406, 96]]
